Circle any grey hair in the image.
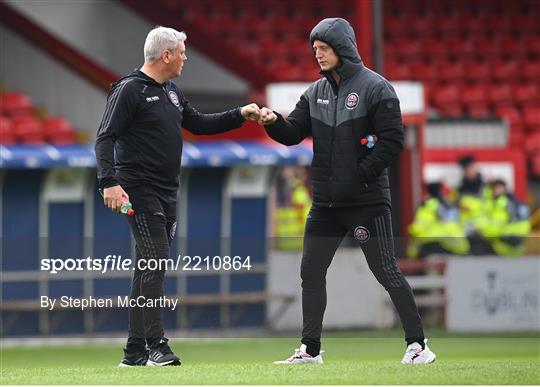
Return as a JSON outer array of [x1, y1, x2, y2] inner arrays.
[[144, 26, 187, 62]]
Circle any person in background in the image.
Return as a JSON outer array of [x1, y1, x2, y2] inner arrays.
[[476, 179, 531, 256], [408, 182, 469, 259], [275, 167, 312, 250], [455, 155, 492, 254]]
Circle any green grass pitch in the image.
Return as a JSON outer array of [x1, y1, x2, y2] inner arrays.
[[1, 334, 539, 385]]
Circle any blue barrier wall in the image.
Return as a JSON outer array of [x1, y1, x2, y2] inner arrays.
[[1, 164, 274, 336]]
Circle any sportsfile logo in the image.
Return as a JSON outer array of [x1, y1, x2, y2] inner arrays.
[[317, 98, 330, 105], [146, 96, 159, 102]]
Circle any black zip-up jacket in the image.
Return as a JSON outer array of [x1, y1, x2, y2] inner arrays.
[[264, 18, 404, 207], [95, 70, 244, 191]]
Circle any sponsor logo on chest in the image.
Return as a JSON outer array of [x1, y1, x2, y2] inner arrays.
[[317, 98, 330, 105], [146, 96, 160, 102]]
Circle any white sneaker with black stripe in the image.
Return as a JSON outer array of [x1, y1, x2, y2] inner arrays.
[[274, 344, 324, 365], [401, 339, 436, 365], [147, 338, 181, 366]]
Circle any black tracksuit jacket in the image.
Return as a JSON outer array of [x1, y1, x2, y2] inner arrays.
[[95, 70, 244, 191], [264, 18, 404, 207]]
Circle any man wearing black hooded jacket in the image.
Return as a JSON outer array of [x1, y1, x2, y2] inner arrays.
[[261, 18, 436, 365]]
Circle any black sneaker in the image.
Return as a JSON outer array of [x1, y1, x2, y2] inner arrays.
[[147, 338, 181, 366], [118, 348, 149, 367]]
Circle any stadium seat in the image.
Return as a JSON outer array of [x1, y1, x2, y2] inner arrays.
[[431, 85, 462, 117], [525, 133, 540, 154], [421, 38, 448, 61], [492, 61, 518, 82], [474, 37, 501, 60], [461, 84, 487, 105], [530, 152, 540, 178], [0, 116, 16, 145], [500, 37, 528, 60], [433, 15, 461, 37], [466, 103, 491, 118], [464, 60, 491, 83], [431, 84, 460, 105], [522, 106, 540, 130], [12, 116, 44, 144], [410, 62, 439, 83], [513, 84, 539, 105], [1, 92, 33, 117], [384, 61, 411, 80], [388, 38, 423, 61], [438, 61, 465, 82], [44, 117, 76, 145], [446, 37, 475, 59], [488, 84, 513, 106], [495, 105, 523, 128], [524, 36, 540, 57], [521, 61, 540, 82], [508, 126, 525, 148], [485, 14, 513, 36]]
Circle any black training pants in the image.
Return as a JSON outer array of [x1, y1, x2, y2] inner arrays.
[[124, 185, 177, 351], [300, 204, 424, 356]]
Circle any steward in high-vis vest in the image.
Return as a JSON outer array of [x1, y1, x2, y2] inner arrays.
[[408, 182, 470, 258], [275, 172, 312, 250], [477, 179, 530, 256], [455, 155, 491, 232]]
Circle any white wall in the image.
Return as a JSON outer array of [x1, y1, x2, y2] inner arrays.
[[4, 0, 248, 94], [268, 248, 395, 330]]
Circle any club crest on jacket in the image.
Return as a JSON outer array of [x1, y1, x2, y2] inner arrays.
[[354, 226, 370, 242], [168, 91, 180, 107], [345, 92, 359, 109]]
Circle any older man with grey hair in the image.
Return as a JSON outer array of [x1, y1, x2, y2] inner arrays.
[[95, 26, 260, 367]]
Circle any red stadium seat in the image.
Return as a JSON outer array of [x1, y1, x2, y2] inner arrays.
[[421, 38, 448, 60], [431, 85, 463, 117], [384, 61, 411, 80], [446, 37, 475, 59], [438, 61, 465, 82], [0, 116, 16, 145], [474, 37, 501, 59], [388, 38, 423, 61], [466, 103, 491, 118], [530, 153, 540, 178], [464, 60, 491, 83], [491, 61, 518, 82], [409, 14, 434, 37], [488, 84, 513, 106], [460, 15, 486, 37], [12, 116, 44, 144], [508, 126, 525, 148], [525, 133, 540, 154], [410, 62, 438, 83], [524, 36, 540, 57], [461, 84, 487, 105], [513, 84, 539, 104], [431, 84, 460, 106], [0, 92, 33, 117], [44, 117, 76, 145], [485, 14, 513, 36], [495, 105, 523, 128], [500, 37, 528, 60], [434, 15, 461, 37], [384, 14, 408, 39], [523, 106, 540, 130], [522, 61, 540, 82]]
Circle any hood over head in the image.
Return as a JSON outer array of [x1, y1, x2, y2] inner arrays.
[[310, 18, 363, 78]]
